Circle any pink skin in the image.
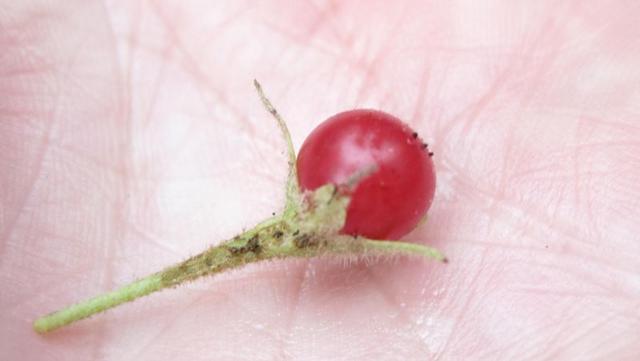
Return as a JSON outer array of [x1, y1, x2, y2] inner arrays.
[[1, 1, 639, 360]]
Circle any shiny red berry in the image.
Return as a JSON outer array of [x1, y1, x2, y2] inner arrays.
[[297, 109, 436, 240]]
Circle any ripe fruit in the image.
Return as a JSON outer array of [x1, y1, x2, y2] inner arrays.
[[297, 109, 436, 240]]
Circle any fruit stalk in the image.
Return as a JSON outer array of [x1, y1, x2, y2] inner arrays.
[[33, 209, 445, 333], [33, 274, 163, 333], [33, 216, 284, 333]]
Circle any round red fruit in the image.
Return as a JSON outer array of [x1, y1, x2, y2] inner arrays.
[[296, 109, 436, 240]]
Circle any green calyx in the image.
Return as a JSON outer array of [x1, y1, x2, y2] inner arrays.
[[33, 81, 446, 334]]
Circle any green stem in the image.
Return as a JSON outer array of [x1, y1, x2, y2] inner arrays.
[[33, 220, 446, 333], [362, 239, 448, 262], [33, 217, 286, 334], [33, 275, 163, 333]]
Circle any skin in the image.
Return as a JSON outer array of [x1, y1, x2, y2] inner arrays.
[[1, 0, 639, 360]]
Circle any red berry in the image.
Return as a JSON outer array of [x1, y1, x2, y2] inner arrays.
[[297, 109, 436, 240]]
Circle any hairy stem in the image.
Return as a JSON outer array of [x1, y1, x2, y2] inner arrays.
[[33, 217, 287, 333], [33, 215, 446, 333]]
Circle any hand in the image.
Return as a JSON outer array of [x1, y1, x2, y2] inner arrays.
[[2, 1, 638, 360]]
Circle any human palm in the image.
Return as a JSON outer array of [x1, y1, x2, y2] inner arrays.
[[2, 1, 639, 360]]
